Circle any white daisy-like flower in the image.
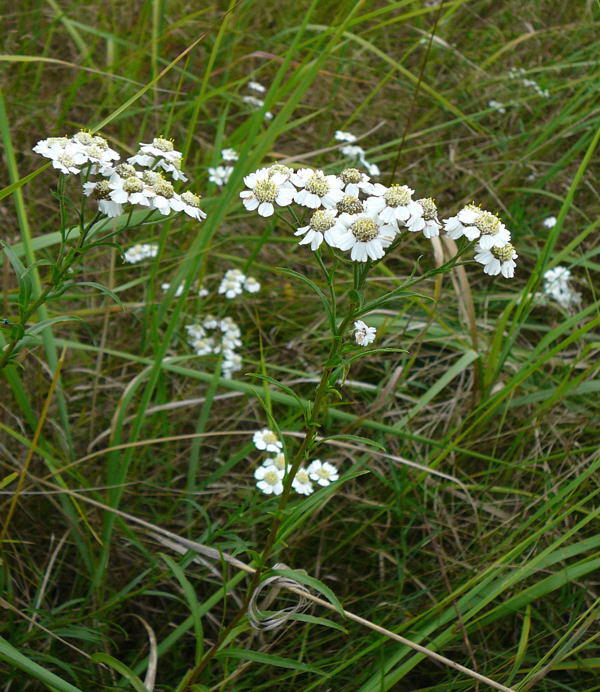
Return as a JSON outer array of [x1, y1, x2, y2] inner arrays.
[[290, 168, 344, 210], [307, 460, 339, 487], [339, 168, 374, 197], [155, 158, 188, 182], [253, 428, 283, 453], [221, 148, 239, 162], [543, 216, 557, 229], [365, 184, 422, 230], [122, 243, 159, 264], [208, 165, 234, 186], [292, 467, 314, 496], [240, 169, 296, 217], [444, 204, 511, 249], [109, 174, 154, 207], [243, 276, 261, 293], [149, 178, 181, 215], [186, 323, 206, 340], [254, 464, 284, 495], [326, 210, 397, 262], [170, 191, 207, 221], [542, 266, 580, 309], [50, 147, 88, 175], [33, 136, 69, 158], [220, 316, 241, 336], [71, 132, 120, 168], [132, 137, 183, 164], [248, 80, 267, 93], [263, 452, 288, 472], [82, 180, 124, 217], [294, 209, 345, 251], [353, 320, 376, 346], [407, 197, 441, 238], [335, 130, 357, 143], [474, 241, 518, 278]]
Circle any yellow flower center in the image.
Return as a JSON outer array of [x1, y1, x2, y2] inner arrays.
[[305, 173, 330, 197], [384, 185, 411, 207], [254, 179, 278, 203], [351, 217, 379, 242], [340, 168, 362, 184], [337, 195, 364, 214], [310, 210, 335, 232], [476, 211, 501, 235], [491, 244, 515, 261]]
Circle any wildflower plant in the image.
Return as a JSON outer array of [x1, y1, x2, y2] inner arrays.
[[0, 131, 206, 369]]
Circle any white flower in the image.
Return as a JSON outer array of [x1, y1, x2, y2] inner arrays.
[[474, 241, 518, 278], [290, 168, 344, 210], [353, 320, 376, 346], [542, 266, 581, 309], [307, 460, 339, 487], [339, 168, 374, 197], [149, 178, 181, 215], [363, 161, 380, 177], [292, 467, 314, 496], [222, 352, 242, 378], [191, 336, 216, 356], [208, 165, 234, 186], [243, 276, 261, 293], [340, 144, 366, 160], [132, 137, 183, 164], [335, 130, 357, 143], [170, 191, 207, 221], [253, 428, 283, 453], [444, 204, 511, 248], [218, 269, 246, 299], [122, 243, 159, 264], [33, 136, 70, 158], [155, 158, 188, 181], [242, 94, 264, 108], [240, 169, 296, 217], [264, 452, 288, 472], [407, 198, 441, 238], [248, 80, 267, 93], [51, 147, 88, 175], [83, 180, 123, 217], [543, 216, 557, 228], [294, 209, 345, 251], [71, 132, 120, 168], [365, 184, 422, 230], [109, 174, 154, 207], [488, 100, 506, 114], [254, 464, 284, 495], [186, 323, 207, 340], [221, 148, 239, 162], [327, 210, 397, 262]]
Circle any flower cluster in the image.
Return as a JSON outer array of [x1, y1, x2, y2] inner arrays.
[[335, 130, 380, 177], [34, 132, 206, 222], [354, 320, 376, 346], [122, 243, 159, 264], [209, 148, 238, 187], [542, 266, 581, 310], [444, 203, 517, 278], [185, 315, 243, 378], [252, 428, 339, 496], [218, 268, 260, 299]]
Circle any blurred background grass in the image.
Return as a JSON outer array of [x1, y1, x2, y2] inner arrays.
[[1, 0, 599, 690]]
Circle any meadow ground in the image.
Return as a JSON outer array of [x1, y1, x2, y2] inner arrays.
[[1, 1, 599, 690]]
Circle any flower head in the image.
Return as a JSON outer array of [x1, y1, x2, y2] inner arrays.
[[353, 320, 376, 346], [335, 130, 357, 143], [474, 241, 518, 278], [208, 165, 234, 186], [444, 204, 511, 248], [365, 184, 422, 229], [171, 190, 207, 221], [290, 168, 344, 210], [339, 168, 374, 197], [122, 243, 159, 264], [292, 467, 314, 496], [254, 464, 284, 495], [543, 216, 557, 229], [240, 169, 296, 217], [307, 460, 339, 487], [221, 148, 239, 162], [294, 209, 344, 251], [408, 198, 441, 238], [253, 428, 283, 453], [326, 210, 397, 262]]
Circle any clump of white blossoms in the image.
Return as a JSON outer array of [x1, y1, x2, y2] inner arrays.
[[208, 165, 234, 187], [185, 315, 243, 378], [365, 184, 423, 231], [218, 268, 261, 299], [543, 216, 557, 229], [221, 148, 239, 162], [122, 243, 159, 264], [253, 428, 283, 453], [542, 266, 581, 310], [354, 320, 376, 346], [307, 460, 339, 487], [34, 132, 120, 174], [247, 80, 267, 94]]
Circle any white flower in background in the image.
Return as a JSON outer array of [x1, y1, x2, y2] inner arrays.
[[219, 268, 246, 299], [264, 452, 288, 472], [208, 165, 234, 186], [292, 468, 314, 496], [335, 130, 357, 143], [408, 198, 441, 238], [240, 169, 295, 217], [122, 243, 159, 264], [474, 241, 518, 278], [340, 144, 366, 160], [248, 80, 267, 93], [488, 100, 506, 114], [82, 180, 124, 217], [444, 204, 511, 249], [543, 216, 557, 228], [130, 137, 183, 164], [109, 174, 154, 207], [294, 209, 344, 251], [171, 191, 207, 221], [339, 168, 374, 196], [253, 428, 283, 453], [186, 315, 243, 366], [353, 320, 376, 346], [190, 336, 216, 356], [542, 266, 581, 310], [363, 161, 380, 177], [161, 281, 208, 297], [290, 168, 344, 209], [243, 276, 260, 293], [221, 148, 239, 162], [263, 163, 294, 181], [186, 323, 206, 341], [155, 158, 188, 182], [254, 464, 284, 495], [222, 351, 242, 378], [243, 94, 264, 108], [327, 211, 397, 262], [365, 184, 422, 229], [307, 460, 339, 487]]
